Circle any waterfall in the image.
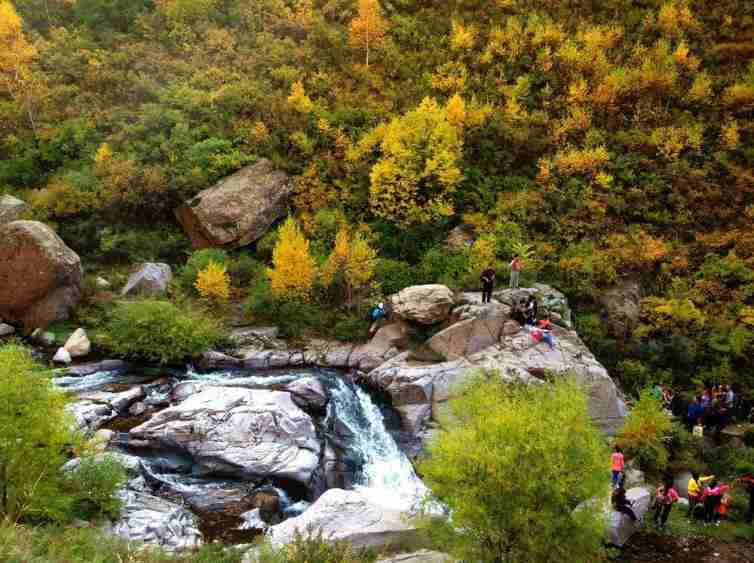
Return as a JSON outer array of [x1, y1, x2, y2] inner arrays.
[[326, 377, 429, 512]]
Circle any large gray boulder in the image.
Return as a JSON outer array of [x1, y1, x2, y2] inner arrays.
[[599, 279, 642, 338], [427, 317, 505, 360], [608, 487, 651, 547], [267, 489, 417, 549], [0, 221, 82, 329], [175, 159, 295, 249], [130, 387, 321, 484], [64, 328, 91, 358], [121, 263, 172, 296], [389, 285, 455, 325], [495, 284, 572, 328], [0, 194, 28, 225]]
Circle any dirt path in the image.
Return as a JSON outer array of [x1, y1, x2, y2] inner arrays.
[[619, 532, 754, 563]]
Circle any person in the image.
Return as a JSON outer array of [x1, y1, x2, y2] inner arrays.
[[611, 446, 625, 488], [662, 387, 674, 410], [480, 267, 495, 304], [703, 479, 730, 526], [368, 302, 386, 336], [724, 384, 735, 410], [717, 493, 732, 522], [536, 318, 556, 350], [692, 418, 705, 438], [701, 387, 713, 409], [740, 473, 754, 524], [653, 479, 679, 529], [509, 254, 521, 289], [651, 383, 663, 401], [524, 295, 538, 326], [687, 396, 705, 430], [612, 481, 637, 522], [687, 472, 702, 518]]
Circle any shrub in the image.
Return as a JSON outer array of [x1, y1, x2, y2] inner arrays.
[[251, 528, 377, 563], [417, 246, 470, 288], [102, 300, 225, 364], [64, 456, 127, 520], [178, 249, 229, 290], [244, 280, 325, 339], [333, 316, 370, 342], [227, 252, 264, 286], [98, 227, 189, 264], [616, 389, 674, 473], [419, 374, 608, 563], [195, 261, 231, 302], [267, 217, 317, 302], [744, 429, 754, 449], [374, 258, 418, 295]]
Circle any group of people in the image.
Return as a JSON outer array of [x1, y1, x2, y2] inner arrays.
[[685, 383, 737, 438], [611, 445, 754, 530], [479, 254, 521, 303]]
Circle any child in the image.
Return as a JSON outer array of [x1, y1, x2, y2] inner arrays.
[[717, 493, 732, 522], [653, 480, 680, 529], [692, 418, 704, 438], [611, 446, 625, 488]]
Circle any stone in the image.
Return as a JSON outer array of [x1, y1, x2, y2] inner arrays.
[[64, 328, 91, 358], [607, 487, 651, 547], [370, 321, 412, 351], [31, 328, 56, 346], [0, 221, 82, 329], [95, 276, 111, 289], [198, 350, 244, 370], [268, 489, 417, 549], [80, 386, 146, 413], [451, 297, 511, 322], [110, 486, 202, 551], [129, 402, 148, 417], [230, 326, 280, 346], [285, 376, 328, 410], [599, 279, 641, 338], [121, 263, 172, 296], [389, 285, 455, 325], [427, 317, 505, 361], [130, 387, 321, 484], [53, 346, 72, 364], [94, 429, 115, 448], [238, 508, 268, 531], [494, 284, 572, 328], [0, 323, 14, 337], [444, 225, 475, 252], [0, 194, 28, 225], [379, 551, 451, 563], [67, 401, 116, 432], [175, 159, 295, 249], [60, 359, 127, 377]]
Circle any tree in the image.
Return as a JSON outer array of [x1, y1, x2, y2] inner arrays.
[[419, 374, 608, 563], [195, 260, 231, 302], [615, 389, 673, 473], [267, 217, 317, 302], [348, 0, 389, 68], [321, 225, 378, 308], [0, 344, 79, 521], [0, 0, 38, 132]]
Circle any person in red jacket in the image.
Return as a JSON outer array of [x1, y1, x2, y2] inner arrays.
[[702, 480, 730, 526], [509, 254, 521, 289], [653, 479, 680, 529]]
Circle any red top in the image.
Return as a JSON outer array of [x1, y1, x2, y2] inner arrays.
[[510, 258, 521, 271]]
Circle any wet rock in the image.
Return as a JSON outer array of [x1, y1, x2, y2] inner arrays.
[[129, 402, 148, 417], [286, 376, 328, 410], [170, 381, 208, 404], [175, 159, 295, 249], [0, 221, 82, 329], [53, 347, 72, 364], [130, 387, 321, 484], [198, 350, 243, 369], [121, 263, 172, 296], [267, 489, 417, 549], [60, 359, 128, 377], [389, 285, 455, 325], [64, 328, 91, 358], [0, 323, 14, 337], [0, 194, 28, 225], [67, 401, 116, 432]]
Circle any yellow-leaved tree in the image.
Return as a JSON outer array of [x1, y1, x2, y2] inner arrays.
[[321, 225, 377, 308], [267, 217, 317, 301], [195, 261, 231, 302], [363, 96, 465, 226], [0, 0, 38, 132], [349, 0, 389, 68]]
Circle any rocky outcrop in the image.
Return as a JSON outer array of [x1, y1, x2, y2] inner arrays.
[[389, 285, 455, 325], [121, 263, 172, 296], [495, 284, 572, 328], [599, 279, 642, 338], [175, 159, 295, 249], [0, 194, 28, 225], [267, 489, 417, 549], [427, 317, 504, 360], [69, 387, 146, 432], [64, 328, 91, 358], [285, 376, 328, 411], [0, 221, 82, 329], [130, 387, 321, 484], [608, 487, 651, 547]]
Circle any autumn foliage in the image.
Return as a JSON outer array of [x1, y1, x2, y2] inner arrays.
[[267, 217, 317, 302]]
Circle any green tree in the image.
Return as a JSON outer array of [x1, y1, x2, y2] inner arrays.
[[615, 389, 673, 473], [419, 374, 608, 563]]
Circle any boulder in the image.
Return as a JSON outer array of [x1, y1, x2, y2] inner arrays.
[[110, 486, 202, 551], [494, 284, 572, 328], [427, 317, 505, 360], [623, 464, 645, 489], [0, 323, 14, 337], [0, 195, 28, 225], [607, 487, 651, 547], [95, 276, 111, 289], [60, 359, 128, 377], [30, 328, 56, 346], [64, 328, 91, 358], [285, 376, 328, 410], [379, 551, 451, 563], [121, 263, 172, 296], [175, 159, 295, 249], [389, 285, 455, 325], [599, 279, 641, 338], [130, 387, 321, 484], [67, 401, 116, 432], [267, 489, 417, 549], [238, 508, 268, 532], [53, 347, 72, 364], [0, 221, 82, 329]]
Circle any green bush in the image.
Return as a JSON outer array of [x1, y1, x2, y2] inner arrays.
[[178, 249, 229, 290], [333, 316, 370, 342], [64, 456, 127, 520], [228, 252, 265, 286], [244, 280, 325, 339], [99, 227, 189, 264], [251, 528, 377, 563], [374, 258, 419, 295], [616, 389, 674, 473], [417, 247, 470, 288], [256, 228, 280, 262], [102, 300, 226, 364]]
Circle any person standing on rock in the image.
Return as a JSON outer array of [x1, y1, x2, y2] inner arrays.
[[480, 267, 496, 304], [509, 254, 521, 289], [611, 445, 625, 488]]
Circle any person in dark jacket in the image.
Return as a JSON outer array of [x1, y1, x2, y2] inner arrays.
[[480, 267, 495, 304], [524, 294, 538, 326], [612, 482, 637, 522]]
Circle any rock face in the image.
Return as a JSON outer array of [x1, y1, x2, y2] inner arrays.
[[0, 194, 28, 225], [608, 487, 651, 547], [175, 159, 295, 249], [495, 284, 572, 328], [130, 387, 321, 484], [427, 317, 505, 360], [64, 328, 91, 358], [0, 323, 14, 337], [389, 285, 455, 325], [121, 263, 172, 296], [599, 279, 642, 338], [268, 489, 417, 549], [0, 221, 82, 329]]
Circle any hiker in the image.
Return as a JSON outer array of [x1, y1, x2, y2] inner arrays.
[[653, 479, 679, 529], [611, 445, 625, 488], [537, 318, 556, 350], [688, 472, 702, 518], [509, 254, 521, 289], [692, 418, 705, 438], [368, 302, 386, 336], [662, 386, 674, 410], [524, 294, 538, 326], [687, 396, 705, 430], [480, 267, 495, 304], [702, 479, 730, 526], [740, 473, 754, 524], [612, 481, 637, 522], [724, 384, 735, 410]]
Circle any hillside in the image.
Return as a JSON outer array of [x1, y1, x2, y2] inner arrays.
[[2, 0, 754, 394]]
